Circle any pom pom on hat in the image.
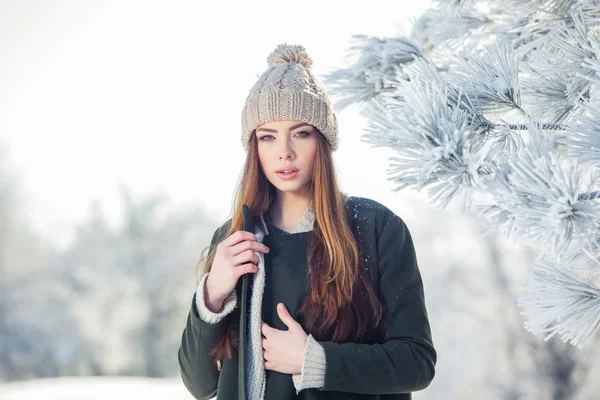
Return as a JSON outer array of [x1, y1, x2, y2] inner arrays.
[[266, 44, 313, 69]]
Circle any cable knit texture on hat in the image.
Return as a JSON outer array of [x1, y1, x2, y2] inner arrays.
[[241, 44, 339, 152]]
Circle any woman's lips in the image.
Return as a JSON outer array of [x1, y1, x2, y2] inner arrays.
[[276, 170, 299, 180]]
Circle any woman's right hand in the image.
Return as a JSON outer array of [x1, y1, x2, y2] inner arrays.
[[205, 230, 270, 310]]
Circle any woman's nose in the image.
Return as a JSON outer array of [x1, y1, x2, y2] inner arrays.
[[278, 140, 294, 159]]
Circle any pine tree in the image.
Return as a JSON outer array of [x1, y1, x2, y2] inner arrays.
[[324, 0, 600, 348]]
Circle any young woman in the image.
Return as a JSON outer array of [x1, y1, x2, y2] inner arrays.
[[178, 44, 436, 400]]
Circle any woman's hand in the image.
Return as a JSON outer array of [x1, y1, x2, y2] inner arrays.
[[205, 230, 270, 311], [261, 303, 308, 375]]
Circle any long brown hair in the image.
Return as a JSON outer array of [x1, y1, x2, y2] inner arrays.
[[196, 128, 385, 366]]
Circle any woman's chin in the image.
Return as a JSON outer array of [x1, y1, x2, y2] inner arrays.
[[272, 181, 310, 195]]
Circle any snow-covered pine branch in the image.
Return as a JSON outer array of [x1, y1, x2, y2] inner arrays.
[[478, 118, 600, 258], [322, 35, 422, 111], [361, 75, 496, 208], [581, 0, 600, 24], [432, 0, 481, 15], [547, 8, 598, 103], [562, 100, 600, 166], [325, 0, 600, 347], [409, 7, 493, 55], [518, 250, 600, 348], [450, 43, 522, 113]]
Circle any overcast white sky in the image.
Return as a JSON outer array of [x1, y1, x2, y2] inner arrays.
[[0, 0, 433, 249]]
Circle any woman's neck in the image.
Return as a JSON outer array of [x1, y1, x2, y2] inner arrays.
[[269, 191, 311, 233]]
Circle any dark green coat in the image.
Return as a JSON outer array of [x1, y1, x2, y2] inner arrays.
[[178, 196, 436, 399]]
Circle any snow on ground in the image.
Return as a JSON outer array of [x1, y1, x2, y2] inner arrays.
[[0, 376, 205, 400]]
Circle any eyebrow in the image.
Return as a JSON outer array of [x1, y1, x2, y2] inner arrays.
[[255, 122, 312, 134]]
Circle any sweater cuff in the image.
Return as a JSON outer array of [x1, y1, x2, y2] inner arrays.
[[195, 272, 237, 324], [292, 334, 326, 393]]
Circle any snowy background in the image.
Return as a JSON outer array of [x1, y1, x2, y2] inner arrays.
[[2, 1, 600, 399]]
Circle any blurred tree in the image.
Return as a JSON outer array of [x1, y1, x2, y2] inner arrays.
[[325, 0, 600, 348], [58, 183, 215, 377], [410, 203, 599, 399], [0, 154, 218, 381], [0, 142, 75, 381]]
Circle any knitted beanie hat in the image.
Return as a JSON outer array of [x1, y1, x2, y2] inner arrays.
[[240, 44, 339, 153]]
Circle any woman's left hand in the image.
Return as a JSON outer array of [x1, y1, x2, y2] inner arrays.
[[261, 303, 308, 375]]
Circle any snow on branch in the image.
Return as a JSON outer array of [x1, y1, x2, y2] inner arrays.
[[547, 8, 597, 104], [562, 100, 600, 166], [322, 35, 421, 111], [325, 0, 600, 347], [479, 119, 600, 257], [520, 59, 578, 123], [432, 0, 482, 15], [519, 251, 600, 348], [410, 7, 492, 51], [581, 0, 600, 24], [451, 43, 522, 113], [580, 39, 600, 85], [361, 65, 497, 208]]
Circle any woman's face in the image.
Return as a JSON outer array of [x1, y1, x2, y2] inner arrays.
[[255, 120, 318, 198]]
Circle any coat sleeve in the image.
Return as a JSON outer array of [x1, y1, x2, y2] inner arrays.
[[178, 221, 233, 400], [318, 213, 437, 395]]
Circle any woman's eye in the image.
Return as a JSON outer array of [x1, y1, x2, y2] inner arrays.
[[295, 131, 310, 137], [259, 135, 274, 141]]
